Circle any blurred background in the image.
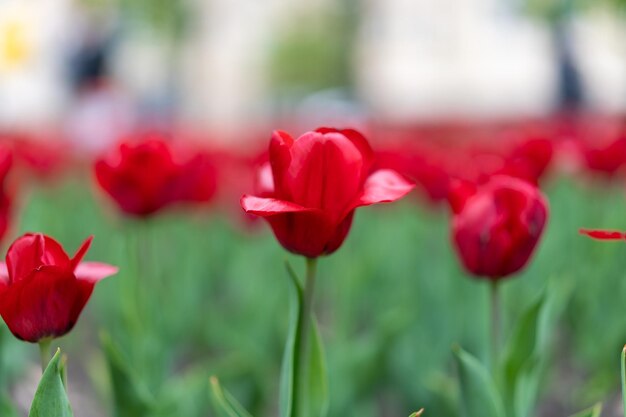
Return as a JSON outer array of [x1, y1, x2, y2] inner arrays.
[[0, 0, 624, 140], [0, 1, 626, 417]]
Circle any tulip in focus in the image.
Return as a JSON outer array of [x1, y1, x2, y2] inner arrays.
[[449, 175, 548, 280], [0, 233, 118, 343], [241, 127, 414, 257]]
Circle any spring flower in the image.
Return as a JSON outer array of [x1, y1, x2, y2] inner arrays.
[[0, 233, 118, 342], [241, 128, 414, 257], [449, 175, 548, 280], [94, 135, 216, 217]]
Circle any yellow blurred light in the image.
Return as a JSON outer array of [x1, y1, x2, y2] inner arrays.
[[0, 20, 31, 70]]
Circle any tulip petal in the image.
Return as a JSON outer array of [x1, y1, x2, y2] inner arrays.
[[269, 130, 294, 197], [579, 229, 626, 240], [241, 195, 318, 216], [74, 262, 119, 283], [353, 169, 414, 208], [0, 265, 92, 342], [71, 236, 94, 271], [6, 234, 70, 283]]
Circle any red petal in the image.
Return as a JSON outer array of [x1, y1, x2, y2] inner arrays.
[[286, 131, 364, 215], [269, 130, 294, 197], [579, 229, 626, 240], [74, 262, 119, 283], [6, 234, 70, 283], [352, 169, 414, 208], [71, 236, 93, 271], [0, 265, 93, 342], [241, 195, 317, 217]]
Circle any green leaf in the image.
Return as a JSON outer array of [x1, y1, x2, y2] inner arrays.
[[279, 260, 329, 417], [100, 332, 155, 417], [306, 317, 329, 417], [621, 346, 626, 417], [279, 261, 301, 417], [408, 409, 424, 417], [568, 403, 602, 417], [28, 348, 73, 417], [453, 345, 504, 417], [501, 289, 555, 417], [209, 376, 254, 417]]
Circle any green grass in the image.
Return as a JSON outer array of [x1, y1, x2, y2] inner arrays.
[[3, 173, 626, 416]]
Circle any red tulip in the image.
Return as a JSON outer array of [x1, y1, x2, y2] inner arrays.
[[95, 135, 217, 217], [0, 149, 12, 242], [449, 176, 548, 280], [241, 128, 414, 257], [0, 233, 118, 343]]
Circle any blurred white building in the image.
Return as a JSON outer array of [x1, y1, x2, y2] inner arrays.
[[0, 0, 71, 128]]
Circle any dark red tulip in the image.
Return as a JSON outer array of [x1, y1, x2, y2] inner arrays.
[[95, 135, 217, 217], [449, 176, 548, 280], [241, 128, 414, 257], [0, 233, 118, 343]]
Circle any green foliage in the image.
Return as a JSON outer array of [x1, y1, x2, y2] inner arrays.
[[568, 403, 602, 417], [101, 332, 155, 417], [210, 377, 254, 417], [453, 346, 505, 417], [28, 349, 73, 417]]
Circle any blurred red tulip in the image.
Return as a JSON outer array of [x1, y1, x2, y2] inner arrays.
[[0, 233, 118, 343], [0, 149, 13, 243], [95, 134, 217, 217], [497, 138, 554, 185], [241, 128, 414, 257], [449, 175, 548, 280], [580, 135, 626, 177], [579, 229, 626, 240]]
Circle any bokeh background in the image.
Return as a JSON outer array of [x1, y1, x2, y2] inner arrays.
[[0, 0, 626, 416]]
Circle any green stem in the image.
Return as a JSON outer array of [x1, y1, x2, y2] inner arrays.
[[38, 339, 52, 373], [490, 280, 501, 372], [291, 257, 318, 417]]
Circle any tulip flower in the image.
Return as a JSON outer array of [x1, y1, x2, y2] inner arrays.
[[449, 175, 548, 280], [241, 128, 415, 257], [0, 148, 12, 242], [0, 233, 118, 349], [449, 175, 548, 369], [95, 135, 217, 217]]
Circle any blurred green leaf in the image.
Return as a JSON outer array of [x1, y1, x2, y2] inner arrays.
[[621, 346, 626, 417], [453, 346, 504, 417], [101, 332, 155, 417], [28, 348, 73, 417], [306, 318, 329, 417], [568, 403, 602, 417], [409, 409, 424, 417], [209, 376, 254, 417], [280, 260, 329, 417], [0, 393, 19, 417], [501, 291, 549, 417]]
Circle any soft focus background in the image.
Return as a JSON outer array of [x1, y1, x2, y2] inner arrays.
[[0, 0, 626, 416]]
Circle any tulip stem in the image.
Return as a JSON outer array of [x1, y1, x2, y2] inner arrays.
[[489, 280, 501, 372], [38, 338, 52, 372], [291, 257, 318, 417]]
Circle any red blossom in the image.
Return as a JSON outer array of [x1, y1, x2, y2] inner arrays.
[[0, 233, 118, 343], [449, 175, 548, 280], [241, 128, 414, 257]]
